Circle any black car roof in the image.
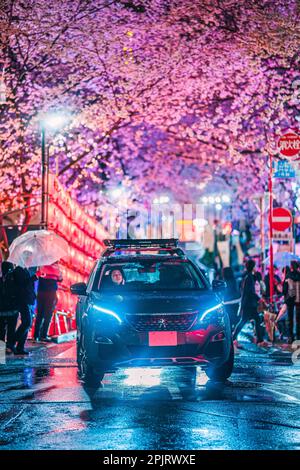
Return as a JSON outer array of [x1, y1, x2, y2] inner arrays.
[[99, 255, 189, 265]]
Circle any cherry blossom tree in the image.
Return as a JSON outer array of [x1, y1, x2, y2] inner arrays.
[[1, 0, 300, 235]]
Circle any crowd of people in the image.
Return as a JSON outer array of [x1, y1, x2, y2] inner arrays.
[[0, 255, 62, 356], [222, 259, 300, 347]]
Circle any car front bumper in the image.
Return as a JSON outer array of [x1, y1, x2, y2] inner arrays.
[[87, 318, 231, 372]]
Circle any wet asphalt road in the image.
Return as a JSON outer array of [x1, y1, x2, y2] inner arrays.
[[0, 338, 299, 450]]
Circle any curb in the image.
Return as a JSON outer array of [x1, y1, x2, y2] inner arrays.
[[50, 330, 77, 344]]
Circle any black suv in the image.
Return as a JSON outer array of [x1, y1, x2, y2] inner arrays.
[[71, 239, 234, 387]]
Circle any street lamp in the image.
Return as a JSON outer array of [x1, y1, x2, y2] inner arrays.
[[152, 195, 170, 205], [41, 113, 69, 131], [110, 187, 123, 199], [40, 111, 71, 228], [222, 194, 231, 203]]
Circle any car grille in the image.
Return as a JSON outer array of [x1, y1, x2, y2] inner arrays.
[[126, 312, 197, 332]]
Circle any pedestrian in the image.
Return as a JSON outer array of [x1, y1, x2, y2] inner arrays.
[[254, 271, 266, 298], [264, 265, 282, 301], [222, 267, 240, 331], [34, 262, 63, 342], [275, 301, 288, 338], [0, 261, 19, 354], [13, 265, 37, 355], [283, 261, 300, 343], [233, 259, 265, 346], [254, 270, 267, 318], [275, 266, 290, 340]]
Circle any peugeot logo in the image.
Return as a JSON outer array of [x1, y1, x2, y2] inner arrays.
[[158, 318, 167, 330]]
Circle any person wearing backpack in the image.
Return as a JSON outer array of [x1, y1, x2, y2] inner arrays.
[[0, 261, 19, 354]]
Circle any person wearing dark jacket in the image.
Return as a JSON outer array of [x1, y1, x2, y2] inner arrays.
[[13, 266, 36, 355], [283, 261, 300, 343], [0, 262, 19, 354], [233, 259, 264, 345], [264, 265, 282, 301], [34, 263, 62, 341], [222, 267, 240, 331]]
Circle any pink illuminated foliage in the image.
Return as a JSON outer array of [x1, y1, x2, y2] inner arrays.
[[1, 0, 300, 226]]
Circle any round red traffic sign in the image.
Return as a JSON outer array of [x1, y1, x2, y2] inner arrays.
[[272, 207, 293, 232], [278, 132, 300, 158]]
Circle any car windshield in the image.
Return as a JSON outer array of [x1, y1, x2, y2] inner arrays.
[[95, 260, 206, 292]]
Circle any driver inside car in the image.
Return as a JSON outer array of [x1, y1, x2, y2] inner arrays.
[[111, 269, 125, 286]]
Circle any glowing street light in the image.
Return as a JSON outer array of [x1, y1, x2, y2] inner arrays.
[[40, 112, 70, 131], [112, 188, 123, 198], [160, 195, 170, 204], [222, 194, 231, 203], [153, 195, 170, 204], [110, 187, 124, 200], [193, 218, 208, 229], [201, 193, 231, 208]]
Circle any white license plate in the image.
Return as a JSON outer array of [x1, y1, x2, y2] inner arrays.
[[148, 331, 178, 346]]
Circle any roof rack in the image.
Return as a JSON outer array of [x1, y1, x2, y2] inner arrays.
[[103, 239, 179, 249], [102, 239, 185, 258]]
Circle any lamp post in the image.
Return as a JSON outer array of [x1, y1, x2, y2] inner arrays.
[[41, 126, 47, 228], [268, 152, 274, 304], [40, 112, 70, 229]]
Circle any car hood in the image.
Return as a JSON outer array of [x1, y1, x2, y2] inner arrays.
[[89, 290, 219, 314]]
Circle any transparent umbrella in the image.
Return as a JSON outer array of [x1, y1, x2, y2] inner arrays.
[[8, 230, 68, 268], [263, 252, 300, 269]]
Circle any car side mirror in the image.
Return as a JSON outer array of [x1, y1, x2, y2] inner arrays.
[[212, 279, 227, 292], [70, 282, 87, 296]]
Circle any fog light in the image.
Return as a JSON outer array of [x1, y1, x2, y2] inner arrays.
[[211, 331, 225, 342]]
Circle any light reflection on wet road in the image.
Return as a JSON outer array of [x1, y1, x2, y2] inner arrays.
[[0, 339, 299, 450]]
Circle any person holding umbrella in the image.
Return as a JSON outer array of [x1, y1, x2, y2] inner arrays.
[[8, 230, 68, 343], [8, 230, 68, 269]]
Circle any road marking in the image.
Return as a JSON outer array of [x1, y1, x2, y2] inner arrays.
[[1, 405, 28, 429]]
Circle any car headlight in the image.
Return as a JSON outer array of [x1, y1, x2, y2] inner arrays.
[[90, 304, 122, 324], [195, 303, 225, 329]]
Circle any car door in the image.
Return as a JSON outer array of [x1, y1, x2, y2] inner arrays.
[[76, 262, 98, 331]]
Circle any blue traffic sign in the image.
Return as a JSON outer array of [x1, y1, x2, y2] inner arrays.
[[273, 159, 296, 178]]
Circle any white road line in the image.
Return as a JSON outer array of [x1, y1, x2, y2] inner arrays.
[[1, 405, 28, 429]]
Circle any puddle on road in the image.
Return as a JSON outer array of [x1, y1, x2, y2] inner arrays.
[[0, 342, 299, 406]]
